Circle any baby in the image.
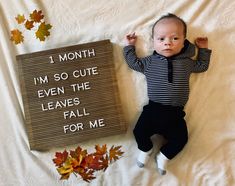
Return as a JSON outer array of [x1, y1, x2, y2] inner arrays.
[[123, 13, 212, 175]]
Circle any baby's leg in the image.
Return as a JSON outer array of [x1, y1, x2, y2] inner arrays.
[[156, 114, 188, 174], [133, 105, 155, 167]]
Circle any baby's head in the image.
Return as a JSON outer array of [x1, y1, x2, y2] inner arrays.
[[152, 13, 187, 57]]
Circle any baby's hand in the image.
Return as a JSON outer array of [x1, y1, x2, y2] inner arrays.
[[195, 37, 208, 49], [126, 32, 137, 46]]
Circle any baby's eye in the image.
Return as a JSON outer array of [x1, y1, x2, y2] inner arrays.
[[158, 37, 165, 41], [172, 37, 179, 41]]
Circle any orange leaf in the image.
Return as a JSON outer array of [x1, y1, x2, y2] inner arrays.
[[35, 22, 52, 41], [30, 9, 44, 23], [109, 145, 124, 162], [25, 20, 34, 30], [10, 29, 24, 44], [53, 150, 68, 167], [15, 14, 25, 24], [95, 144, 107, 156]]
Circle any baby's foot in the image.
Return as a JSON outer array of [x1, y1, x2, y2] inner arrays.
[[156, 152, 168, 175], [136, 149, 153, 168]]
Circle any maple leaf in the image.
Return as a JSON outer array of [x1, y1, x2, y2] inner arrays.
[[95, 144, 107, 156], [79, 169, 95, 183], [10, 29, 24, 44], [100, 155, 109, 171], [109, 145, 124, 162], [57, 159, 73, 180], [35, 22, 52, 41], [25, 20, 34, 30], [30, 9, 44, 23], [15, 14, 25, 24], [53, 150, 68, 167]]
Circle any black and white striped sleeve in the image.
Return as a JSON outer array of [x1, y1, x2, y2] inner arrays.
[[192, 48, 212, 73], [123, 45, 151, 73]]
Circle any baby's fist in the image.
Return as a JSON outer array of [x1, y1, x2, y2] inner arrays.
[[126, 32, 137, 46], [195, 37, 208, 49]]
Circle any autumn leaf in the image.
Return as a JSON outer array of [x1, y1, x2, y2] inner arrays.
[[109, 145, 124, 162], [30, 9, 44, 23], [52, 144, 124, 183], [10, 9, 53, 44], [79, 169, 95, 183], [25, 20, 34, 30], [95, 144, 107, 156], [100, 155, 109, 171], [10, 29, 24, 44], [57, 159, 73, 180], [15, 14, 25, 24], [53, 150, 68, 167], [35, 22, 52, 41], [70, 146, 87, 159]]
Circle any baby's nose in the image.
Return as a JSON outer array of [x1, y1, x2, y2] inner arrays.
[[164, 38, 172, 45]]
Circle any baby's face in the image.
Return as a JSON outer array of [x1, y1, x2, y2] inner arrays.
[[153, 18, 185, 57]]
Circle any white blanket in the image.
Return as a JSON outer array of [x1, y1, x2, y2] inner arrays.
[[1, 0, 235, 185]]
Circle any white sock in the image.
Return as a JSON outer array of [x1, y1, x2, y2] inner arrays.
[[156, 152, 169, 175], [136, 148, 153, 168]]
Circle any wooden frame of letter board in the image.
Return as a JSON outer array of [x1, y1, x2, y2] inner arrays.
[[17, 40, 126, 150]]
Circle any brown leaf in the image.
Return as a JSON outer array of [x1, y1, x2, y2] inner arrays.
[[100, 155, 109, 171], [15, 14, 25, 24], [30, 9, 44, 23], [79, 169, 95, 183], [35, 22, 52, 41], [10, 29, 24, 44], [109, 145, 124, 162], [25, 20, 34, 30]]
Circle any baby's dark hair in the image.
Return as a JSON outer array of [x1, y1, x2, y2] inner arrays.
[[152, 13, 187, 38]]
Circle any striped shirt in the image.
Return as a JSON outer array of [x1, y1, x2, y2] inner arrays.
[[123, 40, 212, 106]]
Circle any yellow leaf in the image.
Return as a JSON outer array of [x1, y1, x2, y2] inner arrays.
[[10, 29, 24, 44], [109, 145, 124, 162], [15, 14, 25, 24], [35, 22, 52, 41]]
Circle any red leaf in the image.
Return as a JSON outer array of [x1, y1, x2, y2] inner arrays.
[[53, 150, 68, 167]]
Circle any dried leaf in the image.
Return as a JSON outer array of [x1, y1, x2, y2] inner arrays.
[[57, 160, 73, 180], [15, 14, 25, 24], [100, 155, 109, 171], [10, 29, 24, 44], [79, 169, 95, 183], [53, 150, 68, 167], [95, 144, 107, 156], [52, 144, 124, 183], [109, 145, 124, 162], [25, 20, 34, 30], [30, 9, 44, 23], [35, 22, 52, 41]]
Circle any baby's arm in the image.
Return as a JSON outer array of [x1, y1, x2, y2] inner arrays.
[[123, 33, 151, 73], [192, 37, 212, 73]]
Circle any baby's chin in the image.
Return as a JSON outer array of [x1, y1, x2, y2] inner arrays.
[[158, 51, 176, 58]]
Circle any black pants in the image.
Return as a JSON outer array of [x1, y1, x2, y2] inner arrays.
[[133, 101, 188, 159]]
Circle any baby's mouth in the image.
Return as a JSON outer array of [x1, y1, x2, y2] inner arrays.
[[163, 49, 172, 52]]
